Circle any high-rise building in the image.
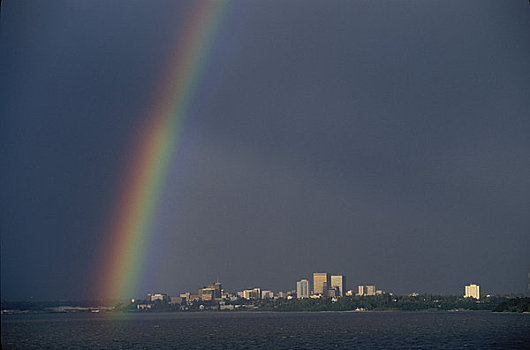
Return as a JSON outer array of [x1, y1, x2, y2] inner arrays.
[[465, 284, 480, 299], [331, 275, 346, 297], [297, 279, 310, 298], [313, 273, 330, 295]]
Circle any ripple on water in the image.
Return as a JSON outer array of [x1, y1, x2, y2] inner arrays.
[[1, 312, 530, 349]]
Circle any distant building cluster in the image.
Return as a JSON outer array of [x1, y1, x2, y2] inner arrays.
[[295, 273, 344, 299], [131, 274, 483, 311], [295, 272, 385, 299], [133, 272, 390, 311], [136, 282, 297, 311]]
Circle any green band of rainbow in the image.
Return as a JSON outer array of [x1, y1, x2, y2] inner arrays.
[[98, 0, 228, 301]]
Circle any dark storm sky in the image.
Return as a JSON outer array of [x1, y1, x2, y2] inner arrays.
[[1, 0, 529, 301]]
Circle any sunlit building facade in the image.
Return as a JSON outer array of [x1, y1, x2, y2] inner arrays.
[[464, 283, 480, 299], [357, 285, 376, 296], [365, 285, 376, 296], [313, 273, 330, 295], [239, 288, 261, 299], [331, 275, 346, 297], [199, 282, 222, 301], [148, 293, 168, 302], [357, 285, 365, 296]]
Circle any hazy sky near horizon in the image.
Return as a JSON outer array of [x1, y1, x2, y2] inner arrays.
[[1, 0, 529, 300]]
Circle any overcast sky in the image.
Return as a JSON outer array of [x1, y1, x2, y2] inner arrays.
[[1, 0, 529, 301]]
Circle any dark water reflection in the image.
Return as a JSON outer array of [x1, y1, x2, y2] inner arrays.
[[2, 311, 530, 349]]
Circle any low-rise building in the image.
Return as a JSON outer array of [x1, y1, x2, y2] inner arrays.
[[261, 290, 274, 299], [327, 287, 339, 297], [277, 291, 288, 299], [148, 293, 168, 302], [169, 296, 183, 305], [239, 288, 261, 300], [137, 304, 153, 310]]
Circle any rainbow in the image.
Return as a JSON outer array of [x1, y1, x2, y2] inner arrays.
[[97, 0, 228, 302]]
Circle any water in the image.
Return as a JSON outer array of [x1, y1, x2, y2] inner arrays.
[[2, 311, 530, 349]]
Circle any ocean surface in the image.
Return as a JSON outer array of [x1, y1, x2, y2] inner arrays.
[[2, 311, 530, 349]]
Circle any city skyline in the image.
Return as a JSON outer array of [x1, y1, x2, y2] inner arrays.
[[107, 271, 507, 302], [120, 274, 489, 304], [2, 1, 529, 301]]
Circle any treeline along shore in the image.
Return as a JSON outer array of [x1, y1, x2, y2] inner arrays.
[[4, 296, 530, 314]]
